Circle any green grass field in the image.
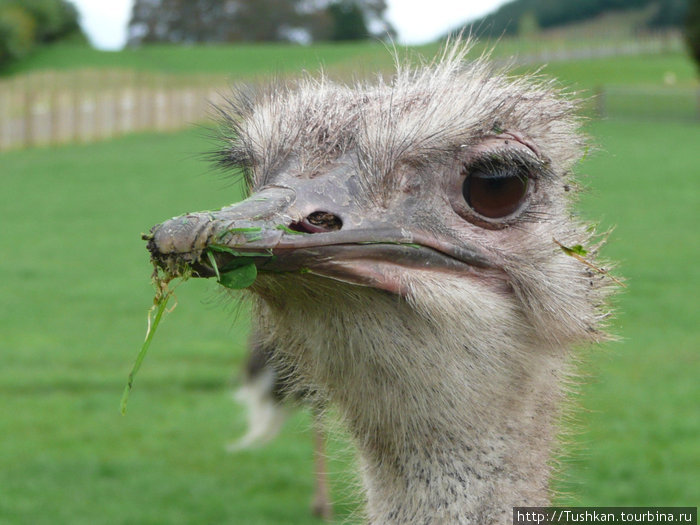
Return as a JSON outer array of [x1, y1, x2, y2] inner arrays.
[[0, 44, 698, 524], [0, 41, 398, 77]]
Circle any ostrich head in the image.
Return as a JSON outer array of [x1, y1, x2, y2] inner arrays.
[[147, 42, 614, 523]]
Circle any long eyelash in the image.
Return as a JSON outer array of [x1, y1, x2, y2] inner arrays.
[[464, 149, 548, 180]]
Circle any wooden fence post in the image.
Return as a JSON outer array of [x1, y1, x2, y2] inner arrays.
[[0, 82, 8, 150], [49, 72, 61, 145], [24, 88, 35, 148], [70, 75, 80, 143]]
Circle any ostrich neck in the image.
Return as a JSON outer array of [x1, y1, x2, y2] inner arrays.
[[346, 340, 563, 525], [355, 361, 562, 524], [259, 279, 568, 524]]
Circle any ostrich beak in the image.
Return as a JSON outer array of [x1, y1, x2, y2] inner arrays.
[[146, 185, 497, 293]]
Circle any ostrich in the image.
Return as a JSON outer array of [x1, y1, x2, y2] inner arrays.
[[147, 41, 614, 524]]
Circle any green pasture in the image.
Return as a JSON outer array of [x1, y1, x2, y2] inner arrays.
[[1, 45, 698, 523], [0, 41, 396, 77], [531, 52, 698, 90], [4, 40, 698, 90]]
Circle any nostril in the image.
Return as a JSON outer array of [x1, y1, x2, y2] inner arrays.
[[288, 211, 343, 234], [307, 211, 342, 230]]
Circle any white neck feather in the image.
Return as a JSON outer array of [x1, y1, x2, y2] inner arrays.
[[256, 273, 570, 524]]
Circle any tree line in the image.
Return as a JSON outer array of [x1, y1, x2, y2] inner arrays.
[[127, 0, 394, 45], [456, 0, 689, 38]]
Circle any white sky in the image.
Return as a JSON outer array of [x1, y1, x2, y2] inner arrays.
[[69, 0, 511, 50]]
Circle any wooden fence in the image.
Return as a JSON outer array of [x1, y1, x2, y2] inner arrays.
[[0, 70, 230, 151], [505, 34, 684, 66], [1, 67, 698, 152], [593, 85, 700, 122]]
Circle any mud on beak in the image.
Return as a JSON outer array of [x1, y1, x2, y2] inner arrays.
[[146, 186, 496, 294]]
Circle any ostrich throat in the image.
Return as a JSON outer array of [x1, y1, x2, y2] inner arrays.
[[255, 275, 563, 524]]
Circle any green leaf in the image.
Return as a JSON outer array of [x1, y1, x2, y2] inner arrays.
[[556, 240, 588, 257], [581, 145, 591, 162], [216, 227, 263, 240], [218, 263, 258, 289], [121, 285, 173, 415], [275, 224, 308, 235], [206, 250, 221, 281], [208, 244, 272, 257], [569, 244, 588, 256]]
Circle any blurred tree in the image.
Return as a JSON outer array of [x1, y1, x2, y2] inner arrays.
[[686, 0, 700, 72], [130, 0, 309, 44], [347, 0, 394, 39], [0, 0, 81, 67], [0, 5, 36, 64], [20, 0, 81, 42], [328, 1, 369, 40], [233, 0, 305, 41], [128, 0, 393, 45]]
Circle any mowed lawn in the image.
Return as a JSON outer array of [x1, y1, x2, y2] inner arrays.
[[553, 119, 699, 505], [1, 44, 698, 522]]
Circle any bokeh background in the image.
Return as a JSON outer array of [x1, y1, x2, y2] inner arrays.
[[1, 1, 698, 523]]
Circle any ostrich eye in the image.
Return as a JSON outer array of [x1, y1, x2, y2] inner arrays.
[[462, 168, 529, 219]]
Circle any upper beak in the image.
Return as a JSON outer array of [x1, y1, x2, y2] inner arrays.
[[146, 187, 296, 277], [146, 185, 496, 293]]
